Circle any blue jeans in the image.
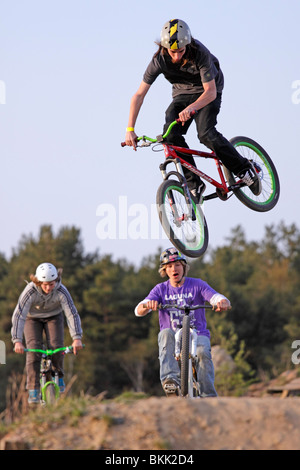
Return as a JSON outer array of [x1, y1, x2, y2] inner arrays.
[[158, 328, 217, 397]]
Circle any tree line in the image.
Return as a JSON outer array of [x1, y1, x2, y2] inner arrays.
[[1, 221, 300, 411]]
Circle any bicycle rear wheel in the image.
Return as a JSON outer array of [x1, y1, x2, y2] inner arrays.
[[156, 180, 209, 258], [224, 136, 280, 212], [180, 315, 190, 397]]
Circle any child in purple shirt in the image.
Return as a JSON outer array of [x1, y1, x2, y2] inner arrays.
[[135, 248, 231, 397]]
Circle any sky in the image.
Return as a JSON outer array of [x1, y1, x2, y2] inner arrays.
[[0, 0, 299, 267]]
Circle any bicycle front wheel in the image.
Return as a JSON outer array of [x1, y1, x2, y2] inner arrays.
[[156, 180, 209, 258], [42, 382, 60, 405], [180, 316, 190, 397], [224, 136, 280, 212]]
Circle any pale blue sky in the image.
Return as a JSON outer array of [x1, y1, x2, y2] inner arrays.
[[0, 0, 299, 265]]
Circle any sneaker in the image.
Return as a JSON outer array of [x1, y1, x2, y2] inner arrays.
[[28, 389, 40, 404], [162, 378, 179, 397], [238, 162, 262, 196], [191, 181, 206, 204], [58, 378, 65, 393]]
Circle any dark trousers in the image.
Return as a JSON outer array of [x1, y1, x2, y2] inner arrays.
[[163, 93, 249, 191], [24, 313, 64, 389]]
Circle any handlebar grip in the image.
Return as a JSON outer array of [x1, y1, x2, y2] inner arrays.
[[176, 110, 197, 123], [121, 138, 139, 147], [142, 303, 162, 309]]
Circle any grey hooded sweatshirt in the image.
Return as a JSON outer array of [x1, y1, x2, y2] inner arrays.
[[11, 280, 83, 343]]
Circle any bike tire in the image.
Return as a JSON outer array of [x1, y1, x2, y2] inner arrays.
[[156, 180, 209, 258], [180, 315, 190, 397], [223, 136, 280, 212], [43, 383, 57, 405]]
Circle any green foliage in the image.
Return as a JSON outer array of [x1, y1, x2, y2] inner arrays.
[[1, 221, 300, 411]]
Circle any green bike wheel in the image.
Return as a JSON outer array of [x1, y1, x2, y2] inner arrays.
[[224, 136, 280, 212], [42, 382, 60, 405], [156, 180, 209, 258]]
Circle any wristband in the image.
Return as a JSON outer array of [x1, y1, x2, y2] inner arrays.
[[126, 127, 134, 132]]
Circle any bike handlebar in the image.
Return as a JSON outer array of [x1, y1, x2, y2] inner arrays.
[[142, 303, 213, 311], [121, 112, 196, 148], [24, 345, 85, 355], [120, 120, 176, 148], [160, 303, 213, 310]]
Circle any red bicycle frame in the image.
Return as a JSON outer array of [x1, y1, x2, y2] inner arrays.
[[162, 143, 229, 195]]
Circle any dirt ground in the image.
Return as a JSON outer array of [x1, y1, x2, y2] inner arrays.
[[2, 395, 300, 451]]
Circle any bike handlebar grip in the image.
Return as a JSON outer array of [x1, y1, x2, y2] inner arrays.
[[142, 303, 162, 309], [176, 110, 197, 123]]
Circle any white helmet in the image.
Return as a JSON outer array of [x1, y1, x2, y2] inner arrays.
[[160, 19, 192, 50], [35, 263, 58, 282]]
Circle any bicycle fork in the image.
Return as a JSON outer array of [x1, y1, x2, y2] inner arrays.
[[160, 158, 197, 222], [40, 357, 60, 404]]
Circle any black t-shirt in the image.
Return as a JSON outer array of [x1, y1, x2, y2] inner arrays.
[[143, 39, 224, 97]]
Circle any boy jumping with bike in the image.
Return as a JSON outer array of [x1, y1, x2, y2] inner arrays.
[[125, 19, 261, 201], [135, 248, 231, 397]]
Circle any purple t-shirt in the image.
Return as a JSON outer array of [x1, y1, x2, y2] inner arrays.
[[145, 277, 217, 338]]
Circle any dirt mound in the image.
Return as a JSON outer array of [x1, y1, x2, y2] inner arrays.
[[2, 395, 300, 450]]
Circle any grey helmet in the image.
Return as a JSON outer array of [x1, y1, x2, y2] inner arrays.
[[160, 19, 192, 50]]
